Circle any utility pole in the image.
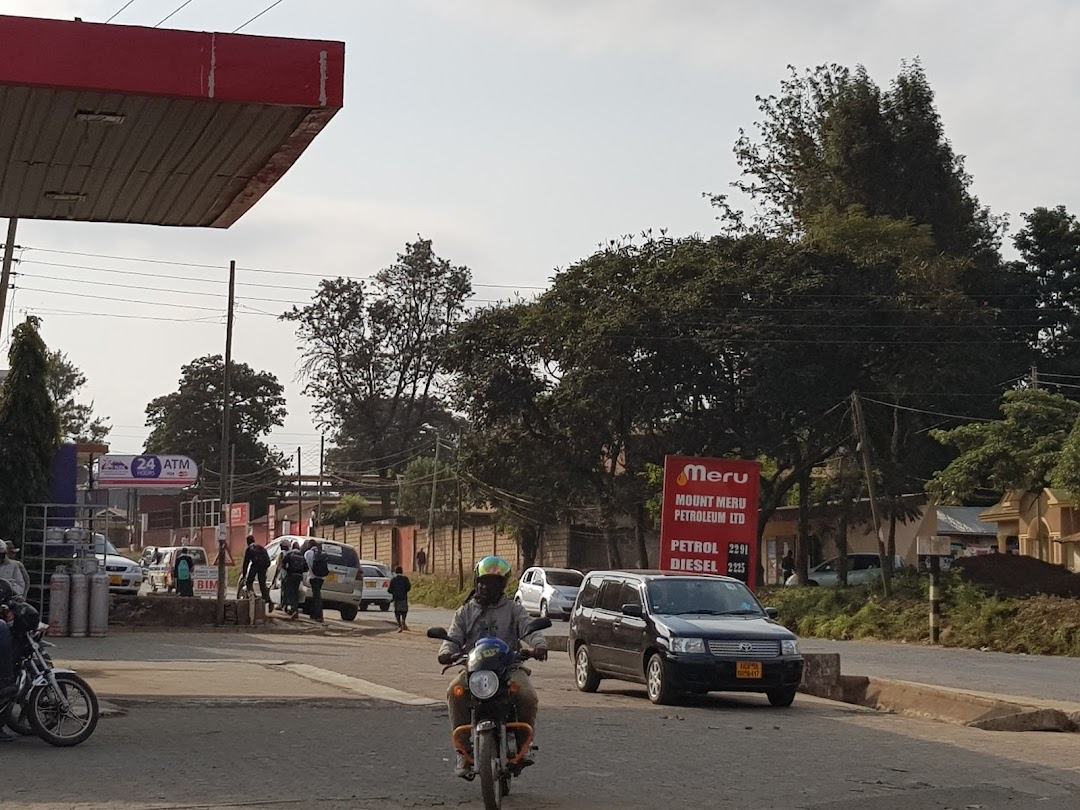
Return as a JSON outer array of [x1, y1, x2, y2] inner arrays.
[[227, 443, 236, 524], [428, 432, 439, 570], [455, 429, 464, 589], [317, 435, 325, 531], [851, 392, 891, 597], [1031, 364, 1039, 390], [216, 260, 236, 624], [0, 218, 17, 339], [296, 447, 303, 537]]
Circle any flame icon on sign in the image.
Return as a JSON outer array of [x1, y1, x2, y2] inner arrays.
[[676, 472, 688, 486]]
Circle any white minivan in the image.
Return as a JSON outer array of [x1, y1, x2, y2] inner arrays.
[[267, 536, 363, 621]]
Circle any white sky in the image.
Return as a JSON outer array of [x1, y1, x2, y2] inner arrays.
[[3, 0, 1079, 470]]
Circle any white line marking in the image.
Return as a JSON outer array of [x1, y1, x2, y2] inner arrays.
[[276, 663, 439, 706]]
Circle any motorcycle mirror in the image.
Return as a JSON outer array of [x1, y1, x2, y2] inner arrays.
[[525, 617, 552, 634], [426, 627, 449, 640]]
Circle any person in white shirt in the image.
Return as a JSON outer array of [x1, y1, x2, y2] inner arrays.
[[0, 541, 29, 598]]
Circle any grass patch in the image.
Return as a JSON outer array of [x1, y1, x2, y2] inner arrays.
[[762, 571, 1080, 656], [410, 574, 520, 610]]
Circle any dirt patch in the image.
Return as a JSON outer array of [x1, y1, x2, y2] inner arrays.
[[952, 555, 1080, 599]]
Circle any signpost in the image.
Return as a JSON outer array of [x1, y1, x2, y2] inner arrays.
[[659, 456, 761, 590], [98, 455, 197, 488], [917, 536, 952, 644]]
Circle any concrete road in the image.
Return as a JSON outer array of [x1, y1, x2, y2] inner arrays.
[[16, 628, 1080, 810]]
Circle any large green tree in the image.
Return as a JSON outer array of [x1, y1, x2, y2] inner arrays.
[[283, 238, 472, 511], [144, 355, 286, 512], [0, 318, 61, 539], [46, 350, 110, 443]]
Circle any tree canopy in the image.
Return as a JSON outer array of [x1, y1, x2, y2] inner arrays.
[[46, 350, 109, 444], [144, 354, 286, 512], [0, 318, 61, 539]]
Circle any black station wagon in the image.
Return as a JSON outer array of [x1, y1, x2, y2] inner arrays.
[[568, 571, 804, 706]]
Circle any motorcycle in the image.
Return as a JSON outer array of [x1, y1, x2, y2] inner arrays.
[[0, 598, 99, 746], [427, 618, 551, 810]]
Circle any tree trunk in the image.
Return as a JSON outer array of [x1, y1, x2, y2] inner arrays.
[[885, 507, 897, 589], [795, 457, 812, 585], [634, 501, 649, 569], [603, 520, 623, 569], [518, 523, 539, 569]]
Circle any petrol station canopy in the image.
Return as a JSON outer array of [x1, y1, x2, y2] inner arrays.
[[0, 14, 345, 228]]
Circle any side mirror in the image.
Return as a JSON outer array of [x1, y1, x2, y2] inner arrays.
[[525, 617, 552, 634], [765, 607, 779, 620], [426, 627, 449, 640], [621, 603, 644, 618]]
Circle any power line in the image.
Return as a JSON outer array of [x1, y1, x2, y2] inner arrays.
[[17, 259, 313, 292], [155, 0, 195, 28], [233, 0, 287, 33], [105, 0, 138, 23], [858, 395, 995, 423]]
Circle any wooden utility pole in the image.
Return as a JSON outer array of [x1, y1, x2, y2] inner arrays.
[[851, 392, 891, 597], [0, 218, 17, 338], [455, 429, 464, 589], [296, 447, 303, 536], [317, 435, 325, 530], [427, 433, 439, 568], [216, 260, 236, 624]]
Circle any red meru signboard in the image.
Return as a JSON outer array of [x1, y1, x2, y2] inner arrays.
[[659, 456, 761, 590]]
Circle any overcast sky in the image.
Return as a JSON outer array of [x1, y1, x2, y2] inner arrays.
[[4, 0, 1080, 471]]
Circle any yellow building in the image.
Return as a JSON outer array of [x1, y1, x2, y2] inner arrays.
[[980, 489, 1080, 572]]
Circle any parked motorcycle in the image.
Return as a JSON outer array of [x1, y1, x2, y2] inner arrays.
[[0, 598, 99, 746], [427, 618, 551, 810]]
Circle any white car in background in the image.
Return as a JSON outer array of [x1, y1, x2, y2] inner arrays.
[[92, 535, 144, 595], [785, 553, 907, 587], [358, 561, 393, 612], [267, 536, 364, 621], [514, 567, 584, 620]]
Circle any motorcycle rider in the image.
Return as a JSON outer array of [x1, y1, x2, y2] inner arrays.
[[0, 579, 20, 703], [436, 556, 547, 778], [0, 542, 28, 599]]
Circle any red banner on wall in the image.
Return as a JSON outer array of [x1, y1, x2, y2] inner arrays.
[[229, 502, 250, 527], [659, 456, 761, 590]]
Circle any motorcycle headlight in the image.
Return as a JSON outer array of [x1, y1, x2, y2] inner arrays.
[[670, 637, 706, 654], [468, 670, 500, 700], [781, 639, 800, 656]]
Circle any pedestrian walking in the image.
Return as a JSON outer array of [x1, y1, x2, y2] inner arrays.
[[304, 540, 329, 623], [387, 566, 411, 632], [281, 543, 308, 617], [241, 535, 274, 612], [781, 548, 795, 583], [416, 547, 427, 575], [173, 547, 196, 597]]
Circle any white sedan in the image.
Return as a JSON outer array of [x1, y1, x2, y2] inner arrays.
[[514, 567, 583, 620]]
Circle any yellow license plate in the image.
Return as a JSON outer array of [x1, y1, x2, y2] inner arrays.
[[736, 661, 762, 679], [325, 573, 338, 583], [109, 575, 122, 586], [364, 579, 378, 588]]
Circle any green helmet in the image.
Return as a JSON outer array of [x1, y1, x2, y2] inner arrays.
[[475, 556, 512, 581]]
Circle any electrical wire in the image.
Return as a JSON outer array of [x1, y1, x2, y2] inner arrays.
[[105, 0, 138, 23], [155, 0, 195, 28], [858, 396, 995, 423], [232, 0, 287, 33]]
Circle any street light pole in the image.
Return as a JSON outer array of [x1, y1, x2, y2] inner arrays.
[[427, 431, 439, 569]]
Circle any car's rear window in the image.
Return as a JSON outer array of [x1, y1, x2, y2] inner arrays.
[[546, 571, 583, 587], [362, 565, 388, 578], [322, 543, 359, 568]]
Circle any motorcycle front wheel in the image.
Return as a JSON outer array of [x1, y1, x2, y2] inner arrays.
[[27, 672, 100, 747], [477, 731, 503, 810]]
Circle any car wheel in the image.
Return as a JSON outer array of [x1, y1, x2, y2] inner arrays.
[[645, 653, 678, 705], [379, 601, 390, 612], [767, 686, 797, 707], [539, 600, 549, 619], [360, 601, 369, 611], [574, 644, 601, 693], [339, 605, 358, 622]]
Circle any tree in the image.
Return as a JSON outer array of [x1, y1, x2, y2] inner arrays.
[[323, 494, 369, 527], [0, 318, 61, 539], [1012, 206, 1080, 375], [46, 350, 109, 443], [283, 239, 472, 511], [397, 457, 460, 527], [144, 355, 287, 512], [927, 389, 1080, 504]]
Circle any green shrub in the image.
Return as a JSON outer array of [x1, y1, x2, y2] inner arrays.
[[410, 574, 521, 610]]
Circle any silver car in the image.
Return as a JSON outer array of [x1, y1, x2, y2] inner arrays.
[[268, 536, 363, 621], [784, 553, 905, 587], [514, 566, 584, 620]]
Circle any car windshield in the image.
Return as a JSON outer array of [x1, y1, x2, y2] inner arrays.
[[646, 579, 763, 616], [546, 571, 583, 587], [92, 536, 120, 556]]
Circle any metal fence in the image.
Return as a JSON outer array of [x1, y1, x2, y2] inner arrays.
[[20, 503, 127, 615]]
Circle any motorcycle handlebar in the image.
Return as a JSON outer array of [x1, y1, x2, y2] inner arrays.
[[439, 649, 545, 673]]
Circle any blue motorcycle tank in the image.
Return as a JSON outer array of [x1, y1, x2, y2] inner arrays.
[[468, 637, 513, 672]]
